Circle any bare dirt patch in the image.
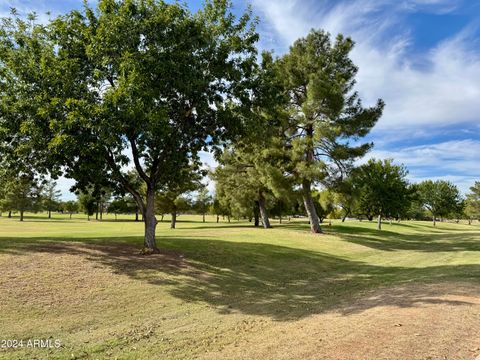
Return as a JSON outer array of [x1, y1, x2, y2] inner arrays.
[[204, 282, 480, 360]]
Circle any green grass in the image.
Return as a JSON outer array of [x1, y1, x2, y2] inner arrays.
[[0, 213, 479, 359]]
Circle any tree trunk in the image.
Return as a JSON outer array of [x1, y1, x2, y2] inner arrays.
[[48, 209, 51, 219], [143, 189, 159, 254], [279, 215, 282, 224], [341, 208, 350, 222], [216, 215, 219, 223], [253, 201, 260, 227], [171, 211, 177, 229], [135, 211, 139, 222], [202, 212, 205, 223], [115, 213, 117, 221], [70, 213, 72, 219], [377, 214, 382, 230], [95, 210, 98, 220], [258, 191, 272, 229], [161, 214, 164, 222], [227, 215, 230, 223], [302, 180, 322, 233], [433, 214, 436, 227], [20, 210, 24, 222], [8, 211, 12, 218]]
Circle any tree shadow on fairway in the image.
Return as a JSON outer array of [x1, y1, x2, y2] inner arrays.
[[280, 221, 480, 252], [1, 235, 480, 321], [332, 228, 480, 252]]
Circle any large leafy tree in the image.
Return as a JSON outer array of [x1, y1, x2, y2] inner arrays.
[[355, 159, 411, 230], [0, 0, 258, 253], [417, 180, 462, 226], [275, 30, 384, 233]]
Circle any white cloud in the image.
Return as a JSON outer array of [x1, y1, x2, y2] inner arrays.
[[56, 176, 77, 201], [251, 0, 480, 131], [363, 139, 480, 193]]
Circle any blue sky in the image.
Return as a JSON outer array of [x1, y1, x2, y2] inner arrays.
[[2, 0, 480, 198]]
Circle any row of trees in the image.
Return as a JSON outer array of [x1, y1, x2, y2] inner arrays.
[[0, 172, 214, 225], [2, 162, 478, 231], [0, 174, 62, 221], [0, 0, 476, 251], [213, 155, 480, 230]]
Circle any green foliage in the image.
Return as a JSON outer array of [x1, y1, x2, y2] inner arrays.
[[417, 180, 462, 222], [62, 200, 78, 216], [331, 177, 359, 221], [355, 159, 411, 220], [0, 173, 42, 219], [465, 182, 480, 222], [312, 190, 336, 222], [213, 146, 274, 219], [42, 180, 61, 217], [277, 30, 384, 183], [77, 191, 97, 219], [271, 30, 384, 231], [194, 186, 212, 218], [156, 193, 192, 216], [108, 196, 136, 215]]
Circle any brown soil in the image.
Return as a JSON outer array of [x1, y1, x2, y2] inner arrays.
[[2, 243, 480, 359], [204, 282, 480, 360]]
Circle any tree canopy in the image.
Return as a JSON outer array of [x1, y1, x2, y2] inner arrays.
[[354, 159, 411, 230], [0, 0, 259, 252], [417, 180, 462, 226]]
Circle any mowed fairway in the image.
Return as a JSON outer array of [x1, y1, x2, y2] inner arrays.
[[1, 214, 480, 359]]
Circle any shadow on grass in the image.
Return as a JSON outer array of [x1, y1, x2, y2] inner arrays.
[[278, 221, 480, 252], [1, 234, 480, 320]]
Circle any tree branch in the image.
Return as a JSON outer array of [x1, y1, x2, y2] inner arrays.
[[129, 138, 151, 185]]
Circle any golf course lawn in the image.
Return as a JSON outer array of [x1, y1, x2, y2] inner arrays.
[[1, 214, 480, 359]]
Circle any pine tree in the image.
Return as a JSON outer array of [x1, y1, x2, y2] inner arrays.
[[276, 30, 384, 233], [42, 180, 61, 219]]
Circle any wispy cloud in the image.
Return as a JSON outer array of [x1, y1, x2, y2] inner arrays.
[[364, 139, 480, 192]]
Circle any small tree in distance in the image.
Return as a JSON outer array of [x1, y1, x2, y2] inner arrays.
[[63, 200, 78, 219], [195, 186, 212, 223], [355, 159, 411, 230], [78, 192, 96, 221], [42, 180, 61, 219], [417, 180, 462, 226]]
